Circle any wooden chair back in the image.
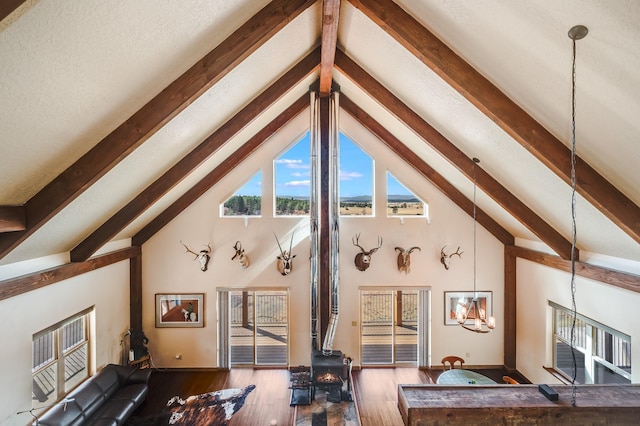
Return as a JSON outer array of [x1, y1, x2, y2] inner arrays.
[[441, 355, 465, 370], [502, 375, 519, 384]]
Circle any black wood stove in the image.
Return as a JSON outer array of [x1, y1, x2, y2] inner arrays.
[[311, 350, 352, 403]]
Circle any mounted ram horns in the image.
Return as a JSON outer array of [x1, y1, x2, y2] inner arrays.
[[352, 233, 382, 271], [395, 246, 421, 274], [181, 241, 212, 272], [231, 241, 250, 269], [274, 231, 296, 276], [440, 245, 463, 270]]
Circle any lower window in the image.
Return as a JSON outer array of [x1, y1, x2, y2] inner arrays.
[[32, 308, 93, 407], [551, 302, 630, 384]]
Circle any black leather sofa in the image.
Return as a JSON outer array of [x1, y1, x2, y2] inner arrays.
[[38, 363, 151, 426]]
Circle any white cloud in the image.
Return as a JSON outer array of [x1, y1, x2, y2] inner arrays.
[[340, 170, 363, 180], [284, 180, 310, 187], [276, 158, 309, 169]]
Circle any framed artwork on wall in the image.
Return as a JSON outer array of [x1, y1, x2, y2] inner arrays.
[[155, 293, 204, 328], [444, 291, 492, 326]]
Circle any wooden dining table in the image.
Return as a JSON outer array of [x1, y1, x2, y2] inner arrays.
[[436, 369, 496, 385]]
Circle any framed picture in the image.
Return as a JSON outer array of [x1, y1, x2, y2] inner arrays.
[[155, 293, 204, 328], [444, 291, 492, 326]]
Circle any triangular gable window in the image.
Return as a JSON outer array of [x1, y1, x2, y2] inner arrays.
[[274, 133, 310, 216], [221, 171, 262, 216], [339, 133, 373, 216], [387, 172, 428, 219]]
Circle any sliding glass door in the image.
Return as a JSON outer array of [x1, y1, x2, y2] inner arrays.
[[360, 288, 429, 367], [219, 289, 289, 367]]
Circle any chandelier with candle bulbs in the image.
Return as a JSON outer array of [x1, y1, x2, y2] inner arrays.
[[456, 158, 496, 333]]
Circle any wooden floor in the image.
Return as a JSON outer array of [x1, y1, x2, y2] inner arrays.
[[126, 366, 529, 426]]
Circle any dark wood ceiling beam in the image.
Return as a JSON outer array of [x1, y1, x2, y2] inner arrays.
[[133, 95, 309, 246], [319, 0, 341, 96], [507, 245, 640, 293], [341, 95, 514, 245], [0, 0, 25, 22], [70, 49, 321, 262], [335, 50, 574, 259], [0, 206, 26, 232], [348, 0, 640, 246], [0, 0, 316, 261], [0, 246, 139, 302]]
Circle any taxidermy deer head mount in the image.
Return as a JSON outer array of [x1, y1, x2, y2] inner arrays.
[[231, 241, 250, 268], [274, 231, 296, 276], [181, 241, 212, 271], [440, 245, 463, 270], [352, 233, 382, 271], [395, 246, 421, 274]]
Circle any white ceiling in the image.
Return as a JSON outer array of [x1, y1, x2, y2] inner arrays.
[[0, 0, 638, 269]]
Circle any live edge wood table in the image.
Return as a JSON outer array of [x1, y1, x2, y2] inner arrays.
[[398, 384, 640, 425]]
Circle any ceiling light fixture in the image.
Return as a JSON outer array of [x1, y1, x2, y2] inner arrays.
[[568, 23, 587, 407], [456, 158, 496, 333]]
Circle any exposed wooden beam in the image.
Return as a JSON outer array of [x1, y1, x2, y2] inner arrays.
[[133, 95, 309, 246], [507, 245, 640, 293], [0, 246, 140, 301], [319, 0, 341, 96], [341, 95, 514, 246], [504, 247, 517, 369], [0, 0, 25, 22], [130, 252, 143, 331], [0, 205, 26, 232], [335, 51, 569, 256], [0, 0, 316, 261], [70, 48, 321, 262], [348, 0, 640, 246]]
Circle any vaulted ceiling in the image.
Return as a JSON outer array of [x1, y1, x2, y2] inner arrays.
[[1, 0, 639, 272]]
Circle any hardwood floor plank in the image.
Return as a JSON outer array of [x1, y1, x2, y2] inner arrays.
[[128, 366, 529, 425]]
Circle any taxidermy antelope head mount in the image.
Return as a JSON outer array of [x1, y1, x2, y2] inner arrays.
[[440, 245, 463, 270], [352, 233, 382, 271], [231, 241, 250, 268], [274, 231, 296, 276], [181, 241, 212, 272], [395, 246, 421, 274]]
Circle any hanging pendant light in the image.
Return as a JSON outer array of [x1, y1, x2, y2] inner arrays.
[[457, 158, 496, 333], [568, 23, 587, 407]]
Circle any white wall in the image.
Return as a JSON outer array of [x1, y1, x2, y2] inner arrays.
[[0, 260, 130, 426], [516, 255, 640, 384], [141, 111, 506, 369]]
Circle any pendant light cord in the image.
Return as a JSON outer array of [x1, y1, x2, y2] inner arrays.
[[569, 34, 579, 408], [473, 158, 478, 296]]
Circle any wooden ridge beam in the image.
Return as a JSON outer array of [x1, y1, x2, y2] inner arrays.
[[348, 0, 640, 246], [0, 246, 140, 301], [335, 50, 570, 257], [0, 0, 316, 261], [133, 95, 309, 246], [341, 95, 514, 246], [319, 0, 341, 96], [70, 48, 320, 262]]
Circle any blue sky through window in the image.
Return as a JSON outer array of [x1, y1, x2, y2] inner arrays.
[[234, 170, 262, 196]]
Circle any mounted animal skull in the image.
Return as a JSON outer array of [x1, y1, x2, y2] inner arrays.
[[274, 231, 296, 276], [181, 241, 212, 272], [440, 245, 463, 270], [231, 241, 250, 268], [352, 233, 382, 271], [395, 246, 421, 274]]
